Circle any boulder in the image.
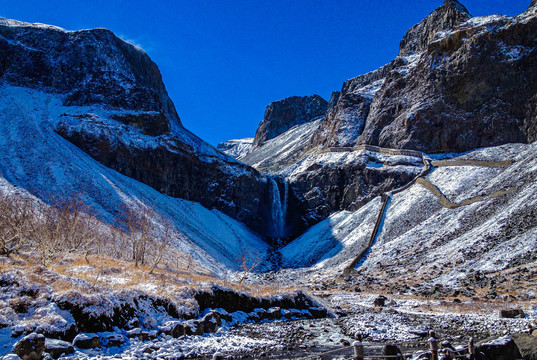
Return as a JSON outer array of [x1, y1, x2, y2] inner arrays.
[[511, 333, 537, 360], [44, 339, 75, 359], [382, 344, 403, 360], [478, 336, 522, 360], [72, 333, 101, 349], [267, 307, 282, 320], [12, 333, 45, 360], [374, 295, 388, 307], [499, 309, 525, 318], [198, 311, 223, 334], [308, 307, 328, 318], [126, 328, 151, 341]]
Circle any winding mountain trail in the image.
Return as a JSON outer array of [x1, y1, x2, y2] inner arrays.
[[327, 146, 517, 275]]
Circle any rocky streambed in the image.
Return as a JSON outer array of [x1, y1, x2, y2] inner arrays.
[[3, 286, 537, 360]]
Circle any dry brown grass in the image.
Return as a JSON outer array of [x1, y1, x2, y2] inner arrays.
[[0, 251, 301, 302]]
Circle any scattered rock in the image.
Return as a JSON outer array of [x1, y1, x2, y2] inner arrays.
[[374, 295, 388, 307], [12, 333, 45, 360], [382, 344, 402, 360], [499, 309, 525, 318], [44, 339, 75, 359], [72, 333, 101, 349], [340, 339, 351, 346], [100, 332, 125, 347]]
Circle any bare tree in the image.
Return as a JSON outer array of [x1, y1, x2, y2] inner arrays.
[[0, 194, 37, 256], [148, 217, 173, 274], [237, 252, 261, 284], [122, 205, 157, 267]]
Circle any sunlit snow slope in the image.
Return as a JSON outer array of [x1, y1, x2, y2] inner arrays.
[[281, 143, 537, 287]]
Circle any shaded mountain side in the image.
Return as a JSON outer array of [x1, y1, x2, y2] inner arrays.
[[0, 18, 179, 129], [0, 17, 308, 240]]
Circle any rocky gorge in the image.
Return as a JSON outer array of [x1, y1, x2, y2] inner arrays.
[[0, 1, 537, 359]]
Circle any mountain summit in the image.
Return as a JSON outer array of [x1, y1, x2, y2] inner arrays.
[[399, 0, 471, 56]]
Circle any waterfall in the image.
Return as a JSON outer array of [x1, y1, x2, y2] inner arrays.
[[269, 177, 287, 239]]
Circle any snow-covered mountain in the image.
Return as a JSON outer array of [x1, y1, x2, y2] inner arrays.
[[229, 0, 537, 292], [1, 0, 537, 292]]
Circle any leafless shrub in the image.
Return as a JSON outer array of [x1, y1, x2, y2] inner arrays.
[[0, 194, 37, 256]]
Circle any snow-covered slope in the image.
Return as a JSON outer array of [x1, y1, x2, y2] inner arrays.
[[279, 142, 537, 294], [0, 85, 269, 275], [217, 138, 253, 159], [240, 118, 322, 174]]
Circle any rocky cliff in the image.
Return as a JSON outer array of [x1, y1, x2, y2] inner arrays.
[[308, 0, 537, 153], [0, 18, 179, 133], [251, 95, 328, 148], [240, 0, 537, 232], [0, 18, 306, 240], [398, 0, 471, 56]]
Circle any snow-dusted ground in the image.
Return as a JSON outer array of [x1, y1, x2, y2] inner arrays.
[[0, 85, 268, 276], [275, 142, 537, 291]]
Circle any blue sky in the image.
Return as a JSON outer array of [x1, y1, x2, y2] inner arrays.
[[0, 1, 530, 145]]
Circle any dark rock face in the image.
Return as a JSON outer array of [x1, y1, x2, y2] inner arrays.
[[309, 59, 403, 148], [56, 119, 305, 238], [309, 2, 537, 154], [358, 13, 537, 152], [499, 309, 525, 318], [194, 286, 319, 314], [252, 95, 328, 148], [0, 18, 180, 131], [0, 17, 308, 239], [399, 0, 471, 56], [289, 161, 420, 225]]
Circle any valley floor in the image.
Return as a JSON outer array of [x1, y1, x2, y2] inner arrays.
[[1, 254, 536, 359]]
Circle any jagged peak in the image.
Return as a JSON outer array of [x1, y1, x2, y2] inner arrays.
[[445, 0, 470, 16], [399, 0, 471, 56]]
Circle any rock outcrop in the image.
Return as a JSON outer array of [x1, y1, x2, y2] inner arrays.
[[357, 11, 537, 152], [12, 333, 45, 360], [251, 95, 328, 148], [398, 0, 471, 56], [288, 155, 422, 225], [0, 18, 179, 132]]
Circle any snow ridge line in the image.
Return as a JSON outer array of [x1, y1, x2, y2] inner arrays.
[[318, 145, 424, 159]]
